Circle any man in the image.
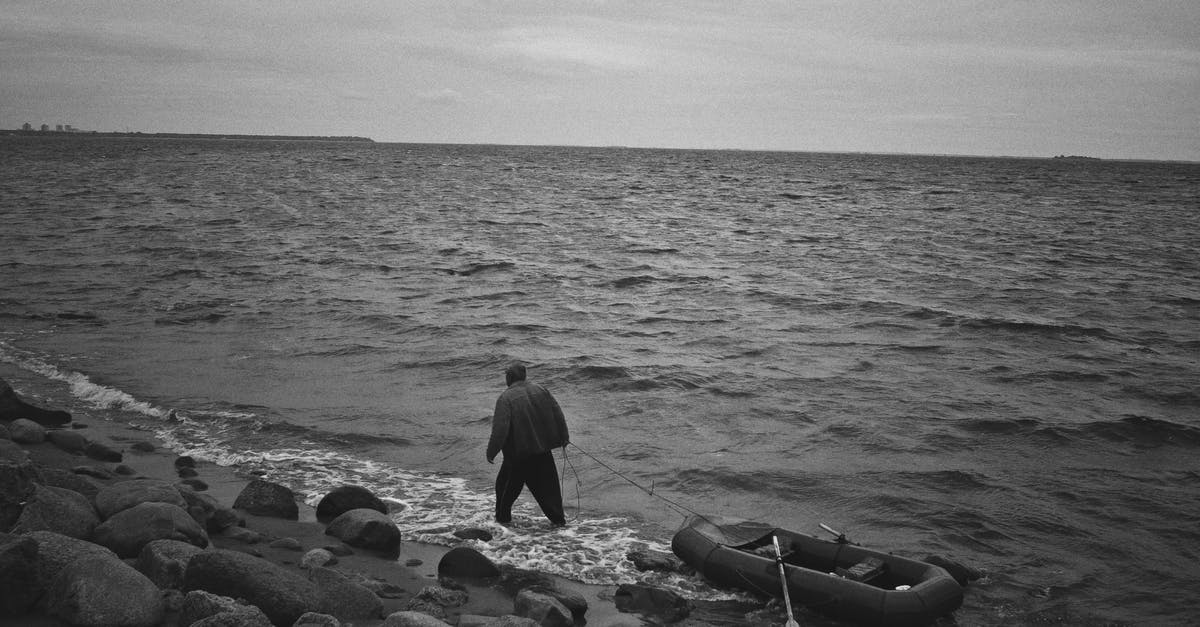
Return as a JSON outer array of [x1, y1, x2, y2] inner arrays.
[[487, 362, 570, 526]]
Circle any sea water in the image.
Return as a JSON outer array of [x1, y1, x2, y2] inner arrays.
[[2, 136, 1198, 624]]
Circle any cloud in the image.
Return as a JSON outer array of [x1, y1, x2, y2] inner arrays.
[[417, 88, 466, 104], [492, 23, 662, 73]]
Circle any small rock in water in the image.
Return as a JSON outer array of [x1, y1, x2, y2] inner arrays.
[[453, 528, 494, 542]]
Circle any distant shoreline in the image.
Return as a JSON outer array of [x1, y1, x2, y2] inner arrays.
[[0, 129, 373, 143]]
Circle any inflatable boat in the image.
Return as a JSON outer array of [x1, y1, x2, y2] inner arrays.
[[671, 515, 963, 626]]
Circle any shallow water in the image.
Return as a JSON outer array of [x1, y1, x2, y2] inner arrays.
[[2, 136, 1199, 624]]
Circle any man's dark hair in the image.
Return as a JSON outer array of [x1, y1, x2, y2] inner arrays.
[[505, 362, 527, 385]]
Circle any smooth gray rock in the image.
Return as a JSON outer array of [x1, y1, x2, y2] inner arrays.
[[0, 532, 39, 616], [514, 589, 572, 627], [73, 465, 114, 480], [10, 483, 99, 539], [315, 484, 388, 522], [179, 589, 272, 627], [35, 465, 101, 499], [46, 428, 89, 453], [452, 527, 494, 542], [309, 566, 384, 620], [8, 418, 46, 444], [437, 546, 500, 579], [184, 548, 319, 626], [233, 479, 299, 520], [301, 548, 338, 569], [45, 554, 165, 627], [324, 508, 401, 556], [94, 478, 185, 519], [0, 439, 31, 463], [22, 530, 118, 592], [267, 536, 302, 551], [136, 538, 206, 589], [93, 501, 209, 558]]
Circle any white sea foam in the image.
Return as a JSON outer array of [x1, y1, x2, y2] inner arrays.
[[4, 341, 740, 598], [0, 341, 168, 417], [152, 418, 735, 595]]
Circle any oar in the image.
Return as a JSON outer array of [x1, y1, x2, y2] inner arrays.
[[773, 535, 800, 627], [819, 523, 849, 544]]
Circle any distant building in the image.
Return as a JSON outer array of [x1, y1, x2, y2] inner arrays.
[[21, 122, 32, 131], [55, 124, 63, 132], [40, 124, 49, 132]]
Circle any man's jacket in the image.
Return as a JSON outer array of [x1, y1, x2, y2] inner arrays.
[[487, 381, 569, 460]]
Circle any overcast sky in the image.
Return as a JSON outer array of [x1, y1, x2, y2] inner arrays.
[[3, 1, 1197, 160]]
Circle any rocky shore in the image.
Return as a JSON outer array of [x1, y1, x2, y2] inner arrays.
[[1, 377, 726, 627]]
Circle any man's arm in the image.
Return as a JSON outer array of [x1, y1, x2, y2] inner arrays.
[[486, 395, 510, 463], [550, 393, 569, 448]]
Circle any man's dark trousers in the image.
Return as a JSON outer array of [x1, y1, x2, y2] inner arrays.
[[495, 450, 565, 525]]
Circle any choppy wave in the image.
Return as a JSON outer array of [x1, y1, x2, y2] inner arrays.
[[1, 342, 169, 419], [3, 141, 1199, 624]]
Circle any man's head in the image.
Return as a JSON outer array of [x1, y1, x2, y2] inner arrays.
[[505, 362, 527, 386]]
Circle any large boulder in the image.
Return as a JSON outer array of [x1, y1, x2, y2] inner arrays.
[[233, 479, 299, 520], [137, 538, 206, 589], [10, 483, 99, 539], [8, 418, 46, 444], [0, 379, 71, 426], [45, 554, 165, 627], [0, 532, 40, 616], [178, 590, 272, 627], [308, 566, 385, 620], [22, 530, 118, 592], [0, 455, 40, 530], [0, 439, 31, 463], [437, 546, 501, 579], [93, 501, 209, 558], [325, 508, 401, 556], [184, 548, 319, 626], [34, 465, 101, 499], [95, 478, 185, 519], [315, 484, 388, 522], [46, 428, 90, 454]]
